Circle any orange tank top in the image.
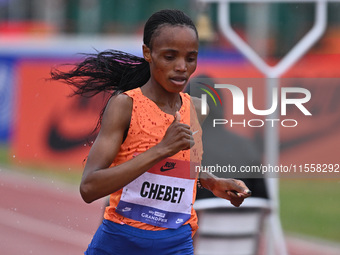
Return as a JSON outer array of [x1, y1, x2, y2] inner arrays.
[[104, 87, 203, 234]]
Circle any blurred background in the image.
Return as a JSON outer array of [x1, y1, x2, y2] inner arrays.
[[0, 0, 340, 254]]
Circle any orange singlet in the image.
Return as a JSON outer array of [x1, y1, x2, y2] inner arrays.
[[104, 87, 203, 234]]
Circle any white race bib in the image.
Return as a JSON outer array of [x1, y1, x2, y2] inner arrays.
[[116, 158, 196, 229]]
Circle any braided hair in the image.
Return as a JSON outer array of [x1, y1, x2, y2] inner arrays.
[[51, 9, 198, 97], [50, 9, 197, 132]]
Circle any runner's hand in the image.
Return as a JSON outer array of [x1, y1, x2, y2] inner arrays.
[[158, 111, 194, 157], [211, 178, 251, 207]]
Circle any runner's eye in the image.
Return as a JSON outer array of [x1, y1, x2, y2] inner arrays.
[[187, 54, 197, 62], [164, 55, 175, 61]]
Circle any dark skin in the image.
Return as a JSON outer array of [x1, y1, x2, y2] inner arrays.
[[79, 24, 251, 207]]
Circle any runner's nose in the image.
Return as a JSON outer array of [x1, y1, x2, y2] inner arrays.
[[174, 58, 187, 72]]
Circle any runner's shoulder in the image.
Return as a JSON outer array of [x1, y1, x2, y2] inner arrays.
[[190, 96, 209, 124], [102, 93, 133, 128]]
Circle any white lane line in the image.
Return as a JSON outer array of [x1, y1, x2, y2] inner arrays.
[[0, 208, 93, 248]]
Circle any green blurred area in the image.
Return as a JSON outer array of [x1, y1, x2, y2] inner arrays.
[[280, 179, 340, 243], [1, 144, 339, 243], [0, 144, 9, 165], [0, 144, 82, 185], [1, 1, 340, 57]]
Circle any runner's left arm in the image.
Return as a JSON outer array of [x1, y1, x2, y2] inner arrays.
[[191, 96, 251, 207]]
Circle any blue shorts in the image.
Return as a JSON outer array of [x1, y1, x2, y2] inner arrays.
[[85, 219, 194, 255]]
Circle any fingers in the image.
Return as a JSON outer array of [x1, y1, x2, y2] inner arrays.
[[174, 111, 181, 122], [199, 178, 251, 208], [172, 111, 181, 123], [226, 179, 252, 198], [160, 111, 195, 156], [211, 178, 251, 207], [171, 111, 194, 145], [225, 191, 244, 207], [231, 198, 244, 207], [176, 125, 195, 150]]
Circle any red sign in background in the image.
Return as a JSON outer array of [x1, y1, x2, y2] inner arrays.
[[11, 60, 108, 168], [10, 54, 340, 171]]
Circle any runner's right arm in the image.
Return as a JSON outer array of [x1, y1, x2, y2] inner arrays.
[[80, 94, 193, 203]]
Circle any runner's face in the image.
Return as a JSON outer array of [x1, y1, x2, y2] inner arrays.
[[143, 25, 198, 93]]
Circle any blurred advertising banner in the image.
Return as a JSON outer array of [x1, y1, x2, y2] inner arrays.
[[9, 54, 340, 171], [0, 58, 16, 142], [10, 59, 107, 168]]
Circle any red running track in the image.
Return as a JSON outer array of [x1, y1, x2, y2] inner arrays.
[[0, 168, 105, 255]]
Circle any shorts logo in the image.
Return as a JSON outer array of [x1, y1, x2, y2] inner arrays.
[[176, 218, 184, 224], [121, 207, 132, 212], [160, 162, 176, 172]]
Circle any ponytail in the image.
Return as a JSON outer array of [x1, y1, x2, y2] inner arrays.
[[51, 9, 198, 97], [50, 9, 197, 133], [50, 50, 150, 134], [50, 50, 150, 97]]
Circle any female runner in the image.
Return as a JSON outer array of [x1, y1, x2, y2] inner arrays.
[[51, 9, 251, 255]]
